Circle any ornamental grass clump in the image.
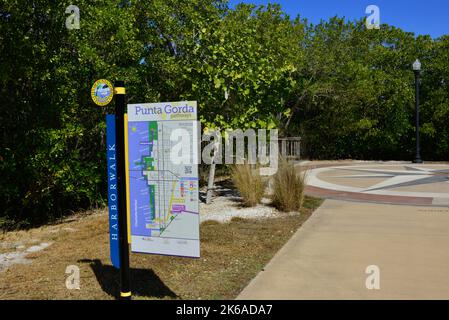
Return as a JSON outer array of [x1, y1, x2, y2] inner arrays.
[[272, 159, 307, 212], [231, 164, 266, 207]]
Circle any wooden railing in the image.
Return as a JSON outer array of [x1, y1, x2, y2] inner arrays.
[[278, 137, 301, 160]]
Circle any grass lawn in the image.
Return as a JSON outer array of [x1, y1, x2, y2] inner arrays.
[[0, 196, 323, 300]]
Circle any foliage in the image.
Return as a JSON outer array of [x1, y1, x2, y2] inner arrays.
[[286, 18, 448, 160], [183, 3, 304, 130], [0, 0, 143, 227], [0, 1, 448, 227]]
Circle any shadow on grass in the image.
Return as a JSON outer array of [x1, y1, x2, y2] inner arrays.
[[78, 259, 178, 299], [199, 179, 243, 205]]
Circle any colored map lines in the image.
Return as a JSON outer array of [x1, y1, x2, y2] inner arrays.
[[127, 101, 199, 257], [135, 120, 198, 239]]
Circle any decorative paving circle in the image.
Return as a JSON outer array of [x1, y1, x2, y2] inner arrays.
[[305, 163, 449, 206]]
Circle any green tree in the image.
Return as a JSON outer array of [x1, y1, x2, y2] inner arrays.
[[0, 1, 448, 229], [420, 35, 449, 159], [0, 0, 143, 227], [183, 3, 304, 130]]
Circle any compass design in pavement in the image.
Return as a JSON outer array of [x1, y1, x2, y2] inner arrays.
[[306, 163, 449, 206]]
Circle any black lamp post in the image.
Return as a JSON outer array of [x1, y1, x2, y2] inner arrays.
[[412, 59, 423, 164]]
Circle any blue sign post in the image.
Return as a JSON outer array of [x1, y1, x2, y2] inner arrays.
[[106, 114, 120, 269]]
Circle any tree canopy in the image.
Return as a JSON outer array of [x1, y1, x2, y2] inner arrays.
[[0, 0, 448, 227]]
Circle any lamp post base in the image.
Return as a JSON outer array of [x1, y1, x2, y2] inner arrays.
[[413, 158, 423, 164]]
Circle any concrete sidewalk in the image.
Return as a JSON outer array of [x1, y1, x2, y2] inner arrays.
[[237, 199, 449, 300]]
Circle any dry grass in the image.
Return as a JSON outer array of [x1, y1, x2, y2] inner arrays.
[[0, 197, 322, 300], [272, 159, 307, 212], [231, 164, 266, 207]]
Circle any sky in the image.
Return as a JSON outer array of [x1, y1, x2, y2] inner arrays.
[[228, 0, 449, 38]]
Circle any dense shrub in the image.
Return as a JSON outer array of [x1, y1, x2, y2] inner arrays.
[[0, 1, 447, 228]]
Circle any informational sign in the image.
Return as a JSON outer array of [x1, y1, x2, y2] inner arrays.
[[106, 114, 120, 268], [91, 79, 114, 106], [127, 101, 200, 258]]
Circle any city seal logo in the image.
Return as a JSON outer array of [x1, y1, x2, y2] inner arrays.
[[91, 79, 114, 106]]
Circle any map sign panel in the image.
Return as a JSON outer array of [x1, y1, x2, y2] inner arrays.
[[127, 101, 199, 257]]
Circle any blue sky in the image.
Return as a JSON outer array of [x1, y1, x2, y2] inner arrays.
[[228, 0, 449, 38]]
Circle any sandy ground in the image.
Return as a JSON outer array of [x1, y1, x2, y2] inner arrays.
[[199, 182, 285, 223], [1, 183, 297, 274], [0, 197, 318, 300], [0, 210, 104, 273]]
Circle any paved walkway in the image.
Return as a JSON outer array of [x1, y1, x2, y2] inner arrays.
[[305, 162, 449, 206], [237, 162, 449, 300]]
